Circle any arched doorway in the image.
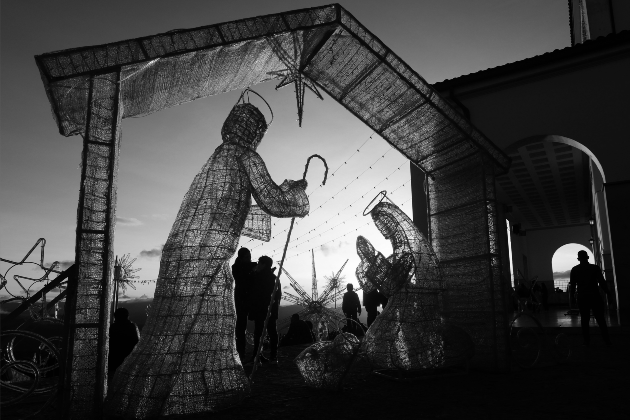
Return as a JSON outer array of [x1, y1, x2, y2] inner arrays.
[[497, 135, 617, 318], [552, 243, 593, 292]]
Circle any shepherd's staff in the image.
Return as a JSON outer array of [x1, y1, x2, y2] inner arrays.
[[249, 154, 328, 382]]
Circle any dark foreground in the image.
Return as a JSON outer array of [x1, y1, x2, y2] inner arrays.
[[4, 329, 629, 420]]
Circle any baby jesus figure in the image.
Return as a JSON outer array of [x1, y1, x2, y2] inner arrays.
[[106, 100, 309, 418]]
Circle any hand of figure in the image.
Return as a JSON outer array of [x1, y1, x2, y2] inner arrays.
[[293, 179, 308, 190], [280, 179, 308, 191]]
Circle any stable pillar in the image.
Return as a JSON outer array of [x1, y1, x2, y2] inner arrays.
[[427, 152, 510, 370], [60, 72, 121, 419]]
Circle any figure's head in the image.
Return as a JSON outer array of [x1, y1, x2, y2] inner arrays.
[[577, 250, 589, 262], [371, 202, 406, 246], [346, 284, 353, 291], [221, 103, 267, 149], [291, 313, 300, 324], [237, 247, 251, 262], [256, 255, 273, 272], [114, 307, 129, 322]]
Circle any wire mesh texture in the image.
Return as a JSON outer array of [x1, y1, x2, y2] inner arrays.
[[58, 72, 122, 418], [295, 330, 361, 390], [356, 197, 473, 371], [34, 3, 511, 418], [428, 153, 508, 369], [104, 100, 309, 418], [35, 4, 509, 174]]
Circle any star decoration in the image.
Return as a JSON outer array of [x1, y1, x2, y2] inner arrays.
[[266, 34, 323, 127], [277, 250, 352, 340]]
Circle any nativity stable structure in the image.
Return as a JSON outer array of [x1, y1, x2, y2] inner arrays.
[[35, 4, 511, 418]]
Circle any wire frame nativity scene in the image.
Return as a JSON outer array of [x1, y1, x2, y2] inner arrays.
[[1, 3, 523, 419]]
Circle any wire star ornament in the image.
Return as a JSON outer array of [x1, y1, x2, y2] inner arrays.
[[266, 33, 323, 127], [114, 254, 141, 295], [278, 250, 351, 340]]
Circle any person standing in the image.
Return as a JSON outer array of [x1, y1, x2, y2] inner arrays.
[[108, 307, 140, 377], [232, 247, 256, 360], [363, 288, 386, 328], [342, 284, 361, 331], [569, 250, 611, 346], [540, 283, 549, 311], [248, 255, 281, 364]]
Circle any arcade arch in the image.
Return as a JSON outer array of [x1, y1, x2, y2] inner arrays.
[[496, 135, 616, 313], [551, 243, 593, 292]]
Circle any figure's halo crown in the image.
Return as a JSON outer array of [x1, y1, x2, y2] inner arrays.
[[235, 88, 274, 127]]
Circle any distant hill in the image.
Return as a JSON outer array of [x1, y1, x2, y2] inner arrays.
[[120, 300, 369, 332], [2, 298, 370, 333]]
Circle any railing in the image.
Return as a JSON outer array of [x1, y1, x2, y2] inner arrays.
[[509, 291, 573, 368]]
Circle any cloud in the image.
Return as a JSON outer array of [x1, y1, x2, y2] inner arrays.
[[44, 260, 75, 271], [139, 245, 163, 259], [117, 217, 142, 226], [149, 214, 170, 220], [58, 260, 75, 270], [319, 240, 350, 257]]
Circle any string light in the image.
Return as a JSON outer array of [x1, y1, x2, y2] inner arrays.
[[268, 176, 410, 252], [248, 161, 409, 250], [242, 132, 375, 245]]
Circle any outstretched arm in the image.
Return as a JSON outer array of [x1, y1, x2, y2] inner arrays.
[[240, 149, 309, 218]]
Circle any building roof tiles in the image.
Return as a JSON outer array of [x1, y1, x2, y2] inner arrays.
[[433, 30, 630, 91]]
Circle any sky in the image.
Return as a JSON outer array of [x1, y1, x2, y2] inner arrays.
[[1, 0, 572, 299]]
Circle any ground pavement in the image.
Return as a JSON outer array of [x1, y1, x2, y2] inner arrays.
[[3, 329, 629, 420]]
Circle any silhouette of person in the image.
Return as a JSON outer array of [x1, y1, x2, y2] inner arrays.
[[248, 256, 281, 364], [232, 247, 256, 359], [304, 320, 315, 342], [280, 313, 313, 346], [569, 250, 611, 346], [363, 288, 385, 328], [108, 307, 140, 376], [540, 283, 549, 311], [342, 284, 361, 331]]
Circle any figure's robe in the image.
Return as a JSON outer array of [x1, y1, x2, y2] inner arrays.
[[357, 201, 471, 370], [105, 113, 308, 418]]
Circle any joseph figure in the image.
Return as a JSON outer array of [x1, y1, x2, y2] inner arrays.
[[105, 100, 309, 418]]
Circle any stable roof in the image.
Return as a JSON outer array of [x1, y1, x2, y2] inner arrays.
[[35, 4, 510, 175]]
